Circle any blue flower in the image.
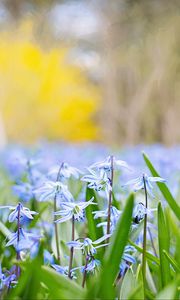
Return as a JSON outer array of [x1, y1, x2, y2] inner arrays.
[[0, 264, 17, 289], [132, 202, 156, 224], [94, 206, 121, 231], [73, 257, 100, 274], [0, 203, 38, 223], [51, 264, 76, 279], [122, 173, 166, 197], [54, 198, 96, 223], [90, 156, 131, 172], [44, 250, 55, 265], [34, 180, 74, 202], [81, 169, 111, 193], [67, 234, 110, 255], [6, 228, 42, 251], [119, 246, 136, 276], [48, 163, 82, 180]]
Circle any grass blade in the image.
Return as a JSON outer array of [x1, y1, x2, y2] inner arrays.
[[163, 250, 180, 273], [143, 152, 180, 220], [158, 202, 171, 287], [96, 194, 134, 299]]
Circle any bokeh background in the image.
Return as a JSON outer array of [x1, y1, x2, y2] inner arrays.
[[0, 0, 180, 147]]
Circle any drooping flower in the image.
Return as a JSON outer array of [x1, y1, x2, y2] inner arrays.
[[34, 180, 74, 202], [48, 163, 82, 180], [67, 234, 110, 255], [73, 257, 100, 274], [0, 264, 17, 289], [51, 264, 76, 279], [132, 202, 156, 224], [122, 173, 166, 197], [119, 245, 136, 277], [54, 198, 96, 223], [0, 203, 38, 223]]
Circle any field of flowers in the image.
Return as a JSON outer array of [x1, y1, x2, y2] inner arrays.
[[0, 143, 179, 299]]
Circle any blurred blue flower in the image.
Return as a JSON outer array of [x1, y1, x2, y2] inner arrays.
[[48, 162, 82, 180], [12, 182, 34, 202], [0, 264, 17, 289], [122, 173, 166, 197], [34, 180, 74, 202], [54, 198, 96, 223], [51, 264, 76, 279], [6, 228, 42, 251], [44, 250, 54, 265]]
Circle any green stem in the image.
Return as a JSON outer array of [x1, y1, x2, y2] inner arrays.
[[53, 162, 64, 264], [106, 155, 114, 242], [142, 175, 148, 299], [68, 215, 75, 279]]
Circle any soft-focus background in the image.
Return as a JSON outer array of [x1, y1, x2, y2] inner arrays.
[[0, 0, 180, 147]]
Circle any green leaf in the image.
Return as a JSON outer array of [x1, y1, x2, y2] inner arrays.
[[158, 202, 171, 287], [127, 265, 144, 300], [143, 152, 180, 220], [128, 239, 160, 265], [96, 194, 134, 299], [163, 250, 180, 273], [0, 220, 11, 237], [155, 277, 180, 300], [85, 187, 103, 241], [40, 266, 85, 299], [120, 269, 136, 300]]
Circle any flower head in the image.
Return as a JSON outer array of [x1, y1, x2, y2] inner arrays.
[[81, 169, 111, 193], [119, 245, 136, 277], [6, 228, 42, 251], [48, 163, 82, 180], [54, 198, 96, 223], [122, 173, 166, 197], [0, 203, 38, 223], [90, 155, 131, 172], [67, 234, 110, 255], [51, 264, 76, 279], [34, 180, 73, 202]]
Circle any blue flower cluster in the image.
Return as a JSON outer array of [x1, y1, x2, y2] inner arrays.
[[0, 143, 176, 294]]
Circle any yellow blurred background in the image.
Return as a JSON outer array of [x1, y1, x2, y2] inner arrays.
[[0, 0, 180, 146]]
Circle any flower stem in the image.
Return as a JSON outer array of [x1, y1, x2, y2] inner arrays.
[[16, 203, 21, 278], [82, 255, 89, 288], [106, 155, 114, 242], [53, 162, 64, 264], [142, 175, 148, 299], [68, 215, 75, 279]]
